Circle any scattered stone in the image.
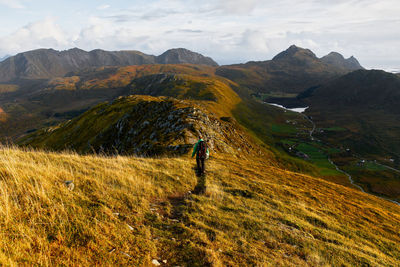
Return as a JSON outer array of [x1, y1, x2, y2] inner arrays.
[[152, 259, 161, 265], [64, 180, 75, 191], [122, 252, 132, 258], [112, 212, 120, 216], [127, 224, 134, 231], [162, 260, 167, 264]]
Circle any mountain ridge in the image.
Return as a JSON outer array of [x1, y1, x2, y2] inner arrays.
[[0, 47, 218, 82], [216, 45, 364, 94], [0, 55, 10, 62]]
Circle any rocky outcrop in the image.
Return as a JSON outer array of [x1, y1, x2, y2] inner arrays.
[[19, 95, 260, 157]]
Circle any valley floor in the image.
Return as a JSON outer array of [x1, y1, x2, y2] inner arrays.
[[0, 147, 399, 266]]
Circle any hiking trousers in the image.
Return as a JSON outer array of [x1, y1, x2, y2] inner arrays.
[[196, 157, 205, 174]]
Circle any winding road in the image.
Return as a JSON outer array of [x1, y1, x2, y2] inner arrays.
[[265, 102, 400, 206], [303, 113, 400, 206]]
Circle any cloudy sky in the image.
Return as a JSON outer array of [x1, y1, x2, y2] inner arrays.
[[0, 0, 399, 69]]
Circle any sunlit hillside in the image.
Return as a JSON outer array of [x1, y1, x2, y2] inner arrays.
[[0, 146, 399, 266]]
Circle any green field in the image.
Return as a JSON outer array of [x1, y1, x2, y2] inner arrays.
[[322, 126, 347, 132], [296, 143, 342, 175], [271, 123, 297, 134]]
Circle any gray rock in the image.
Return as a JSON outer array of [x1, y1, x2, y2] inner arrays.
[[152, 259, 161, 266], [64, 180, 75, 191]]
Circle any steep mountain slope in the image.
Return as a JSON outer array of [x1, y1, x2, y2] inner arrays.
[[19, 95, 261, 158], [0, 146, 399, 265], [305, 69, 400, 113], [0, 48, 217, 82], [216, 45, 363, 94], [304, 69, 400, 157]]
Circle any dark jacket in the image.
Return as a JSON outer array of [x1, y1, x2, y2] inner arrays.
[[192, 139, 210, 158]]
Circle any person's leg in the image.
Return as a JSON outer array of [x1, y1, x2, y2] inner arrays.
[[196, 157, 201, 174], [201, 158, 205, 174]]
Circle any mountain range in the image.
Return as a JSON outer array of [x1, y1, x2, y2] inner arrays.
[[216, 45, 363, 93], [0, 48, 218, 82]]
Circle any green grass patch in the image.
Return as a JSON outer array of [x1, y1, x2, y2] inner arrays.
[[271, 124, 297, 134], [322, 126, 347, 132], [325, 147, 342, 154], [364, 162, 389, 171], [280, 139, 297, 145], [296, 143, 342, 175], [253, 92, 298, 100]]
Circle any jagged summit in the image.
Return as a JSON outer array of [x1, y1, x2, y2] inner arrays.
[[272, 45, 318, 61], [321, 51, 363, 70]]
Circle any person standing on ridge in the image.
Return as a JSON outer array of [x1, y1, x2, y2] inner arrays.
[[192, 137, 209, 176]]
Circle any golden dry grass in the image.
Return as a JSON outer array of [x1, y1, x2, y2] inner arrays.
[[0, 146, 399, 266]]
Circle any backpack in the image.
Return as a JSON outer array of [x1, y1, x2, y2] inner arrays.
[[198, 140, 207, 159]]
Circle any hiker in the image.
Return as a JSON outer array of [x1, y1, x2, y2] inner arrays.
[[192, 137, 209, 175]]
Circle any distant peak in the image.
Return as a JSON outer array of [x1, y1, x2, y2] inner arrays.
[[272, 45, 317, 61], [157, 48, 218, 66], [321, 52, 363, 70], [287, 44, 300, 51], [325, 52, 345, 59], [163, 48, 191, 52]]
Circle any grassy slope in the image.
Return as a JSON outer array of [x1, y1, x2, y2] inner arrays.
[[19, 65, 320, 175], [0, 64, 218, 141], [0, 146, 399, 266]]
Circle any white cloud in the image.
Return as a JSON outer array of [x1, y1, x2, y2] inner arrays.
[[96, 4, 110, 10], [0, 18, 70, 55], [216, 0, 259, 14], [0, 0, 399, 68], [0, 0, 25, 9]]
